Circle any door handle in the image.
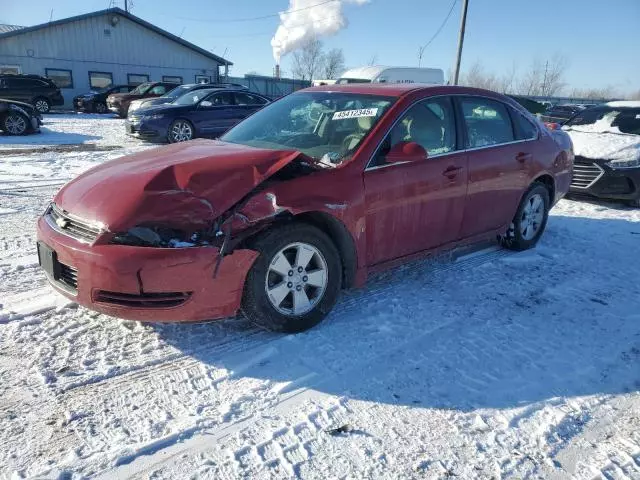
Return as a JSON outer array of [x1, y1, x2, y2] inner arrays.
[[442, 166, 462, 178], [516, 152, 532, 163]]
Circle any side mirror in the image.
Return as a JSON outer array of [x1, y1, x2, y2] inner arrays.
[[199, 100, 213, 108], [385, 141, 427, 164]]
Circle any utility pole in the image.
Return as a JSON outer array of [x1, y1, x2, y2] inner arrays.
[[452, 0, 469, 85]]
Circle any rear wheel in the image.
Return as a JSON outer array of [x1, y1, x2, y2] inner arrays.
[[33, 98, 50, 114], [168, 119, 194, 143], [241, 224, 342, 333], [3, 113, 28, 135], [94, 102, 107, 114], [501, 183, 550, 251]]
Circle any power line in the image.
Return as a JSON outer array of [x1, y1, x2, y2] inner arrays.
[[154, 0, 341, 23], [419, 0, 458, 52]]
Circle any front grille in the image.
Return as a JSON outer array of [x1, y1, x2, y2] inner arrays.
[[571, 161, 604, 189], [46, 204, 102, 243], [58, 262, 78, 290], [94, 291, 192, 308]]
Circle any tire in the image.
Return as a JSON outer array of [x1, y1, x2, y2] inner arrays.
[[94, 102, 107, 114], [2, 113, 29, 135], [168, 119, 195, 143], [33, 98, 50, 114], [500, 182, 550, 251], [241, 223, 342, 333]]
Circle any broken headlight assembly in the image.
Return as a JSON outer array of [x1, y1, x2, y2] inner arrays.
[[111, 226, 207, 248]]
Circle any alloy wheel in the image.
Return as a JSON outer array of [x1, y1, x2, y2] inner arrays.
[[95, 103, 107, 113], [170, 121, 193, 142], [520, 193, 545, 240], [5, 114, 27, 135], [264, 242, 328, 316], [34, 99, 49, 113]]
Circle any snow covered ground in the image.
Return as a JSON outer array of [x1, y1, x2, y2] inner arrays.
[[1, 116, 639, 479]]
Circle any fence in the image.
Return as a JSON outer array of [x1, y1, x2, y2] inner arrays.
[[225, 74, 310, 99]]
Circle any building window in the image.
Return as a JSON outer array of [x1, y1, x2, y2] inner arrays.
[[104, 28, 111, 37], [45, 68, 73, 88], [162, 76, 182, 84], [89, 71, 113, 89], [128, 74, 149, 86], [195, 75, 210, 84], [0, 65, 21, 74]]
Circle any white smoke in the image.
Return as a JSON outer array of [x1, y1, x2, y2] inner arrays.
[[271, 0, 368, 63]]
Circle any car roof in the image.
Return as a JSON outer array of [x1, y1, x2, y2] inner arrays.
[[606, 100, 640, 108], [301, 83, 511, 99]]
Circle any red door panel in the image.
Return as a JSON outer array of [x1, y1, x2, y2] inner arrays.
[[459, 144, 529, 238], [364, 151, 468, 266]]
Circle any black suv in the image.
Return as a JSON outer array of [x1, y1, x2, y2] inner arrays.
[[0, 74, 65, 113]]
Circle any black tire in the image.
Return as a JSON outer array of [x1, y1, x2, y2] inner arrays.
[[2, 113, 29, 135], [33, 97, 50, 114], [241, 223, 342, 333], [94, 102, 107, 114], [501, 182, 550, 251], [167, 119, 195, 143]]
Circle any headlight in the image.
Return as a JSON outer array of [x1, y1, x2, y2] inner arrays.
[[607, 157, 640, 169], [143, 113, 165, 120], [111, 226, 198, 248]]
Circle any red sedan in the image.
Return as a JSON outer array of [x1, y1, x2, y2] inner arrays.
[[37, 84, 573, 332]]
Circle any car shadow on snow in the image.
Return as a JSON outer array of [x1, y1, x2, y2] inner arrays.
[[151, 214, 640, 411], [0, 127, 101, 145]]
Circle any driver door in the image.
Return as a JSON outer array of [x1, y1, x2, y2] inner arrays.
[[363, 96, 468, 266], [193, 91, 236, 136]]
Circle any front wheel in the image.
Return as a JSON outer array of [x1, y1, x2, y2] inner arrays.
[[501, 183, 550, 251], [94, 102, 107, 114], [241, 224, 342, 333], [168, 119, 194, 143], [33, 98, 50, 114], [3, 113, 29, 135]]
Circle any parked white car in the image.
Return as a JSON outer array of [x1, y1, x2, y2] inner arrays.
[[336, 66, 444, 85]]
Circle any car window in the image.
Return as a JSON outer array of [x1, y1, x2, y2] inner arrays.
[[207, 92, 234, 106], [149, 85, 166, 95], [461, 97, 515, 148], [391, 97, 456, 155], [511, 108, 538, 140], [234, 92, 268, 106], [119, 86, 131, 93]]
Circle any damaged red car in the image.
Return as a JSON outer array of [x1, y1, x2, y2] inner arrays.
[[36, 84, 573, 332]]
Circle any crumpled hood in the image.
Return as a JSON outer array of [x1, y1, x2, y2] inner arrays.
[[566, 128, 640, 162], [54, 139, 301, 232]]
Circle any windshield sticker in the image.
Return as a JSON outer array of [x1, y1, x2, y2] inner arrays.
[[332, 108, 378, 120]]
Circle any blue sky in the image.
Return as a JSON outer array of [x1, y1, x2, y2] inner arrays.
[[2, 0, 639, 94]]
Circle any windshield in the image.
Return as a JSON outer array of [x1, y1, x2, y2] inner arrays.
[[164, 85, 191, 100], [336, 78, 372, 84], [566, 107, 640, 135], [173, 89, 215, 106], [221, 92, 394, 165], [130, 82, 152, 95], [91, 86, 112, 94]]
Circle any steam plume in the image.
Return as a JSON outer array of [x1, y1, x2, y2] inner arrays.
[[271, 0, 368, 63]]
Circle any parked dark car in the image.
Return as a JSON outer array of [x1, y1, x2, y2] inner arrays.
[[540, 104, 585, 124], [37, 85, 572, 332], [126, 83, 233, 117], [73, 85, 135, 113], [0, 98, 42, 135], [125, 88, 270, 143], [508, 95, 546, 115], [0, 74, 65, 113], [564, 101, 640, 207], [106, 82, 177, 118]]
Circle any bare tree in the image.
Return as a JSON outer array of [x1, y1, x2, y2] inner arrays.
[[291, 39, 325, 81], [628, 89, 640, 101], [322, 48, 346, 79], [569, 86, 618, 100], [460, 61, 499, 91], [518, 54, 568, 96], [368, 54, 378, 66], [498, 61, 518, 94]]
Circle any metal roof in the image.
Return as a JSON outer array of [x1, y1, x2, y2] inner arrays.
[[0, 8, 232, 66], [0, 24, 25, 34]]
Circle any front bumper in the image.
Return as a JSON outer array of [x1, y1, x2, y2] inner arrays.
[[125, 118, 167, 142], [569, 157, 640, 202], [36, 216, 258, 322]]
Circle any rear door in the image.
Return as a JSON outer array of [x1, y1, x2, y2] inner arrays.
[[193, 91, 236, 136], [3, 77, 29, 102], [455, 96, 531, 238], [363, 96, 468, 265]]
